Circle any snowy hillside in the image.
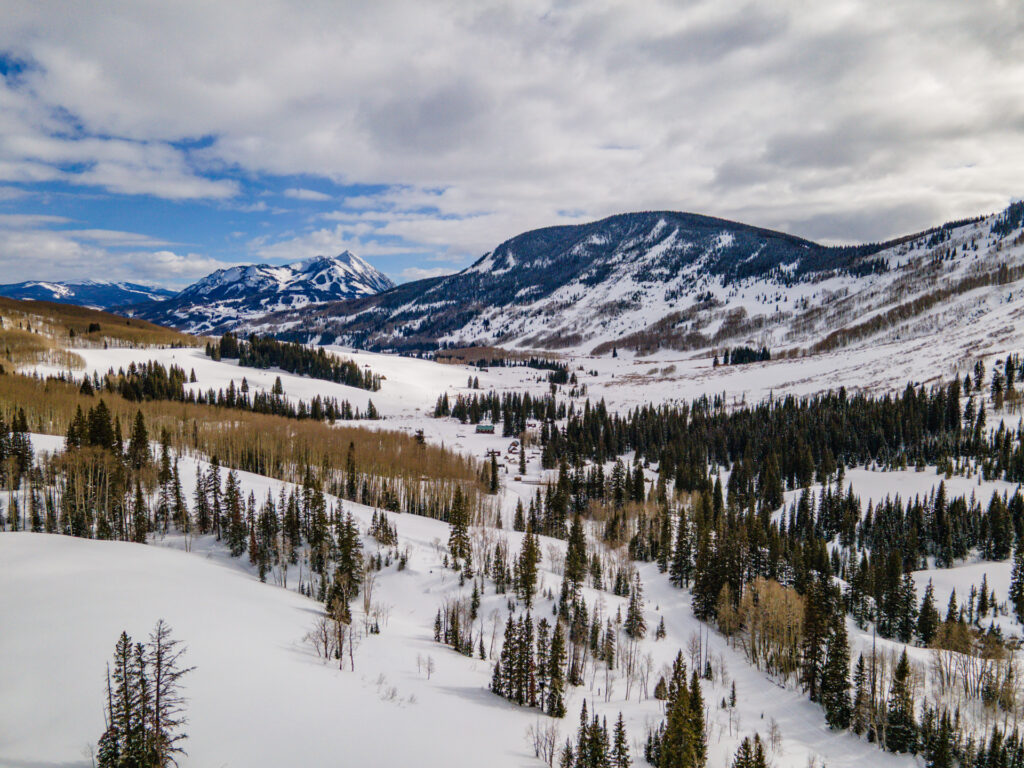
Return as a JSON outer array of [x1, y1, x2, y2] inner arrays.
[[7, 270, 1024, 767], [261, 204, 1024, 367], [129, 251, 394, 335], [0, 445, 919, 768], [0, 279, 175, 309]]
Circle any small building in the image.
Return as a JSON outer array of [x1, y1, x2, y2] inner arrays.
[[475, 423, 495, 434]]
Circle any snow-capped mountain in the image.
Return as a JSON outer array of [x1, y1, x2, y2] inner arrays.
[[130, 251, 394, 335], [259, 203, 1024, 358], [0, 280, 175, 309]]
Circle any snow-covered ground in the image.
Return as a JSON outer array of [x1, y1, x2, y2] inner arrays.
[[0, 499, 913, 768], [8, 305, 1024, 766]]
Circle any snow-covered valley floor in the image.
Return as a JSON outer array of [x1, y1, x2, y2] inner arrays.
[[6, 339, 1024, 767]]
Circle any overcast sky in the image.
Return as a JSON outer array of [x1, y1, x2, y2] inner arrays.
[[0, 0, 1022, 287]]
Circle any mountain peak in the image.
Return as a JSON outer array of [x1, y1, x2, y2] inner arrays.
[[131, 251, 394, 335]]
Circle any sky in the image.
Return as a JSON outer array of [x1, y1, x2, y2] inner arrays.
[[0, 0, 1022, 288]]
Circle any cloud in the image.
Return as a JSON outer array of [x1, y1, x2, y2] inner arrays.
[[0, 213, 71, 228], [0, 186, 29, 201], [0, 0, 1022, 262], [0, 223, 225, 286], [283, 187, 331, 201], [397, 266, 454, 282]]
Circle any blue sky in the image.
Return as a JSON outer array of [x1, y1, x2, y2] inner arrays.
[[0, 1, 1022, 288]]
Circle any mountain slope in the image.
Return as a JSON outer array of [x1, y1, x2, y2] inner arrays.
[[260, 205, 1021, 358], [257, 210, 896, 351], [130, 251, 394, 335], [0, 280, 174, 309]]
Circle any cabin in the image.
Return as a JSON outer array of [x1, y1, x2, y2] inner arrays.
[[475, 424, 495, 434]]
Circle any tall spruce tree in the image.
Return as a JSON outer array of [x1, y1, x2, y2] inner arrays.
[[885, 649, 917, 753], [820, 615, 851, 729], [127, 410, 151, 470], [917, 580, 940, 646]]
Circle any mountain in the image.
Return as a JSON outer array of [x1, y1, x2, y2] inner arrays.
[[0, 280, 175, 309], [129, 251, 395, 335], [252, 210, 902, 351], [254, 204, 1024, 357]]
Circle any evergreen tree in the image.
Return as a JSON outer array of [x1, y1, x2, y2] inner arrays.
[[612, 712, 631, 768], [917, 580, 940, 646], [223, 470, 247, 557], [851, 654, 868, 736], [563, 516, 587, 599], [820, 615, 851, 729], [624, 574, 647, 640], [885, 649, 917, 753], [147, 620, 195, 766], [127, 410, 151, 470], [1011, 541, 1024, 623], [517, 524, 540, 607], [447, 486, 471, 565], [547, 621, 567, 718]]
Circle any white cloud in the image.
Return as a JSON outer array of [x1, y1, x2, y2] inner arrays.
[[0, 186, 29, 201], [398, 266, 453, 282], [0, 224, 226, 286], [283, 187, 330, 201], [0, 0, 1022, 251]]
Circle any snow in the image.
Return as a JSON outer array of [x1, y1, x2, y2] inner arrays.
[[0, 428, 939, 768]]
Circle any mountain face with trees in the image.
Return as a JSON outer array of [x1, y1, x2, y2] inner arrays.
[[264, 209, 895, 352], [129, 252, 395, 336]]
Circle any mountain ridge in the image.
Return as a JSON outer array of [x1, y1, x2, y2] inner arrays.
[[247, 204, 1020, 358], [128, 251, 395, 335], [0, 280, 175, 309]]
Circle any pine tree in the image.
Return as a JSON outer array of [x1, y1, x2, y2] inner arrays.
[[624, 575, 646, 640], [851, 654, 868, 736], [944, 589, 959, 624], [687, 670, 706, 767], [612, 712, 631, 767], [517, 524, 540, 607], [669, 509, 692, 587], [547, 620, 567, 718], [731, 737, 753, 768], [800, 577, 828, 702], [513, 499, 525, 531], [917, 580, 940, 646], [885, 649, 917, 753], [98, 623, 191, 768], [147, 620, 194, 766], [820, 615, 851, 729], [489, 454, 500, 494], [127, 409, 151, 470], [447, 486, 470, 565], [924, 709, 954, 768], [563, 516, 587, 599], [223, 470, 247, 557], [658, 652, 699, 768], [1010, 541, 1024, 623]]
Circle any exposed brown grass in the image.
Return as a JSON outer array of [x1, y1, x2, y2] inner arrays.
[[0, 297, 198, 367], [0, 370, 480, 488]]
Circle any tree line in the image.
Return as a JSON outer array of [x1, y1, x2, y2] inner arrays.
[[208, 332, 381, 391]]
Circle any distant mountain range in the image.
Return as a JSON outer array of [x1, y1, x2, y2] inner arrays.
[[248, 210, 898, 351], [245, 204, 1024, 358], [125, 251, 395, 335], [10, 202, 1024, 360], [0, 280, 175, 309]]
